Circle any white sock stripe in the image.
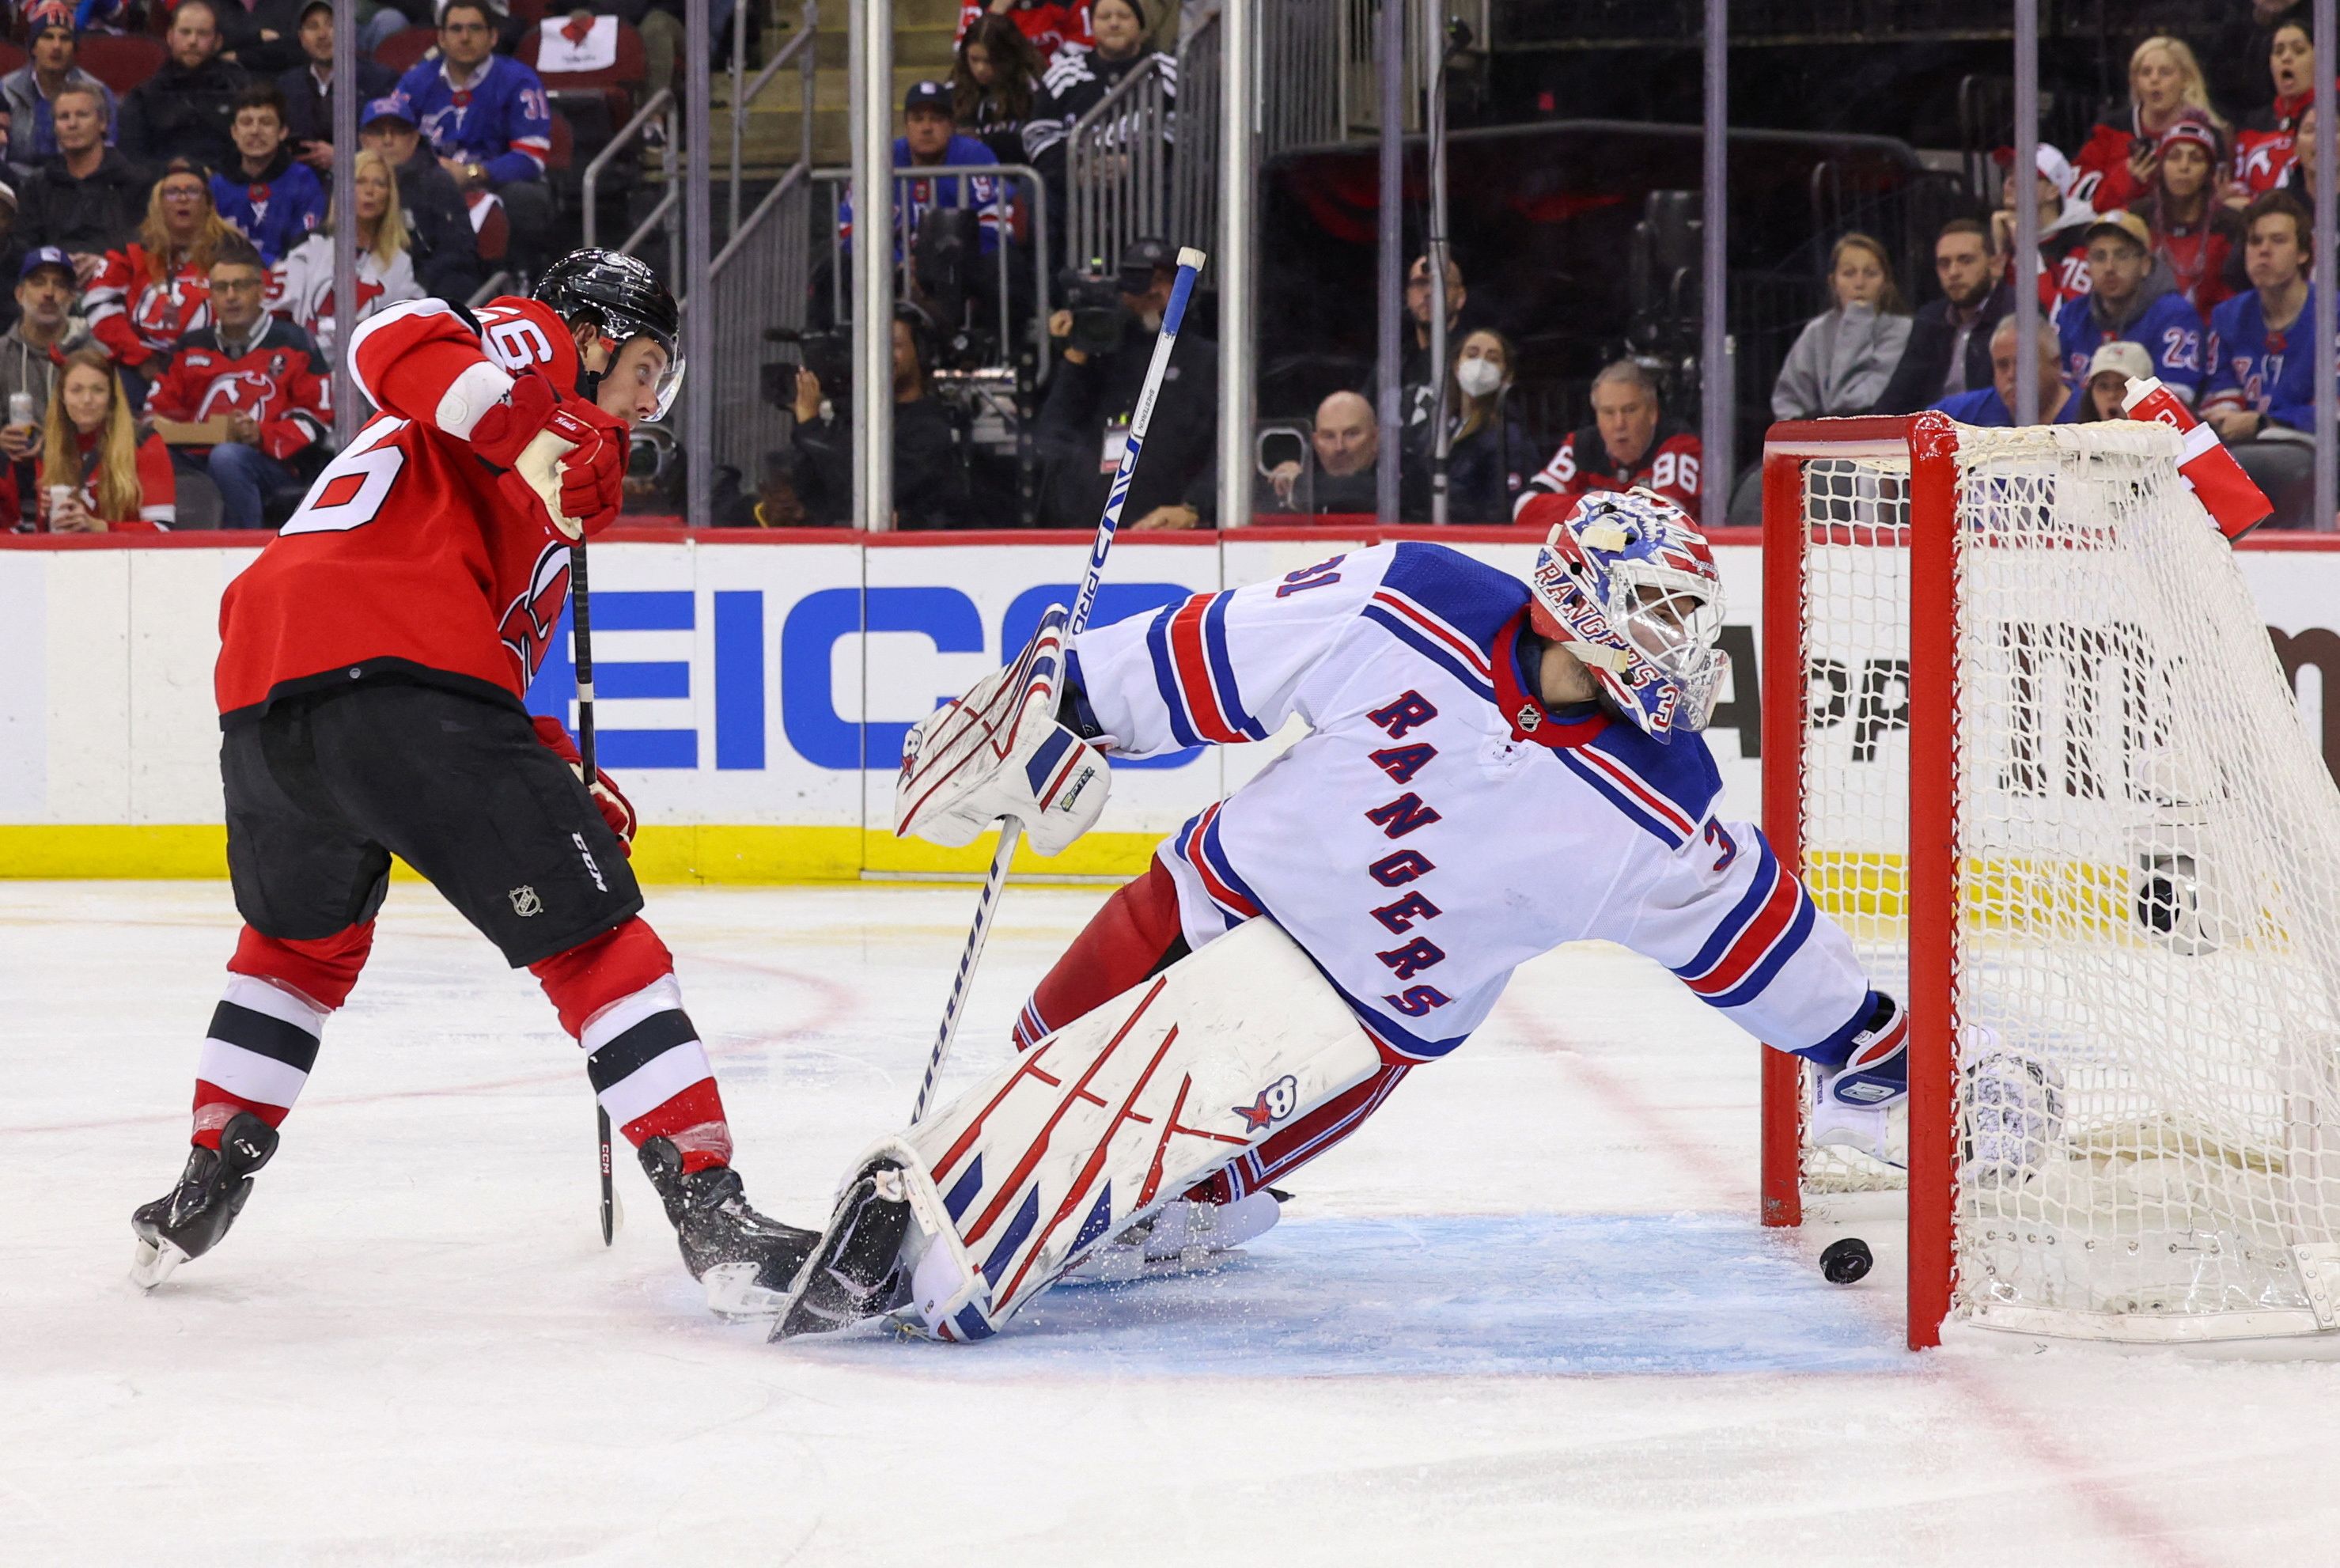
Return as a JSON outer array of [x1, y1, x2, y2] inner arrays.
[[195, 1037, 310, 1109], [596, 1040, 714, 1126], [578, 975, 685, 1055], [220, 973, 328, 1037]]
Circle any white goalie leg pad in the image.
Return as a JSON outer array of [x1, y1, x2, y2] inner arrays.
[[857, 918, 1383, 1342], [894, 604, 1110, 857]]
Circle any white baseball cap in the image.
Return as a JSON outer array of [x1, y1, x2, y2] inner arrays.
[[2087, 340, 2153, 383]]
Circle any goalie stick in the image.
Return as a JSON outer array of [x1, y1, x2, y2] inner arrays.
[[907, 245, 1208, 1125]]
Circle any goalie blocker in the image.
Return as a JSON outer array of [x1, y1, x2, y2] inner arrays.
[[774, 918, 1384, 1341]]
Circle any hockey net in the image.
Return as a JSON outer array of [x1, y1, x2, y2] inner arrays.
[[1763, 415, 2340, 1346]]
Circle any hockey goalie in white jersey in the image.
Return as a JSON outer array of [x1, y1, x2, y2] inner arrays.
[[773, 489, 1911, 1342]]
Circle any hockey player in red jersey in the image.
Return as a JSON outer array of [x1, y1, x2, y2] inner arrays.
[[132, 249, 820, 1316]]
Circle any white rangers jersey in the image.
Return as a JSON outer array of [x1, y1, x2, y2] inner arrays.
[[1068, 541, 1876, 1064]]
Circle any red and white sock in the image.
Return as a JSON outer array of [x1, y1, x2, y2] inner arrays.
[[191, 922, 374, 1149], [532, 918, 733, 1173]]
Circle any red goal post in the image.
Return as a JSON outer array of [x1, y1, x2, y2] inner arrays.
[[1759, 412, 2340, 1351]]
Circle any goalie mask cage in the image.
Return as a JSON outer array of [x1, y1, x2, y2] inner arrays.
[[1760, 412, 2340, 1350]]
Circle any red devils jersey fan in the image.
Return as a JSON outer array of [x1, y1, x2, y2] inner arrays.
[[1513, 359, 1702, 528], [132, 249, 823, 1320]]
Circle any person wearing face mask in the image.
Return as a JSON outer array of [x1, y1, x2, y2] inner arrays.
[[1035, 234, 1217, 530], [1400, 329, 1533, 524], [1770, 232, 1913, 421]]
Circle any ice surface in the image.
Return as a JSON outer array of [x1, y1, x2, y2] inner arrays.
[[6, 881, 2340, 1566]]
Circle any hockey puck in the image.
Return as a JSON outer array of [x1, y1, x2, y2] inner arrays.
[[1820, 1237, 1873, 1285]]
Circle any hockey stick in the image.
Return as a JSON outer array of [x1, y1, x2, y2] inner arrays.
[[908, 246, 1207, 1124], [572, 536, 617, 1246]]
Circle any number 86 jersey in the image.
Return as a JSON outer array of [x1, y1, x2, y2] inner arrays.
[[214, 297, 597, 726]]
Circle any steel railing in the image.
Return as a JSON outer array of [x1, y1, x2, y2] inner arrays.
[[1063, 55, 1175, 275]]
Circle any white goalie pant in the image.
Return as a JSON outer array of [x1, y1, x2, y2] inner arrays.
[[854, 918, 1384, 1342]]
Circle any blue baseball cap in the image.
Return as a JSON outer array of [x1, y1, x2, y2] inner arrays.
[[20, 246, 72, 282], [903, 80, 951, 116], [362, 94, 417, 128]]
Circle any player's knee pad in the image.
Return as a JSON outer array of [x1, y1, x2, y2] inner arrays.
[[850, 918, 1385, 1342], [530, 916, 676, 1038], [229, 920, 376, 1012]]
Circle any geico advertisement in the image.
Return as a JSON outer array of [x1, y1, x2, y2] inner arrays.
[[2, 536, 2337, 873]]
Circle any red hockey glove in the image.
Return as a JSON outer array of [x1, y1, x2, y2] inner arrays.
[[468, 371, 560, 469], [532, 714, 639, 855]]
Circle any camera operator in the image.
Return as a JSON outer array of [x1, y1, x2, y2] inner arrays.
[[1034, 236, 1216, 530], [787, 305, 974, 529]]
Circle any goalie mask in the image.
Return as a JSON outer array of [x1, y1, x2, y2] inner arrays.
[[1527, 488, 1727, 743]]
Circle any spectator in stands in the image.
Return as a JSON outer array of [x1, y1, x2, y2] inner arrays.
[[2059, 210, 2206, 403], [2075, 339, 2150, 422], [585, 0, 685, 113], [269, 148, 421, 358], [2202, 191, 2320, 528], [397, 0, 555, 271], [360, 93, 484, 303], [146, 235, 330, 527], [1260, 389, 1377, 515], [1399, 252, 1492, 394], [2141, 112, 2237, 314], [1037, 233, 1217, 528], [2231, 21, 2313, 205], [1993, 144, 2095, 318], [1931, 316, 2078, 426], [1515, 359, 1702, 527], [0, 248, 78, 526], [2073, 36, 2230, 213], [4, 344, 176, 531], [120, 0, 253, 178], [212, 86, 328, 266], [2, 2, 118, 178], [214, 0, 312, 78], [0, 176, 22, 301], [1400, 328, 1533, 524], [1874, 218, 2009, 413], [953, 13, 1044, 166], [956, 0, 1092, 64], [280, 1, 397, 178], [2280, 104, 2320, 217], [15, 82, 146, 275], [1770, 231, 1910, 421], [787, 307, 972, 529], [839, 81, 1005, 260], [88, 161, 236, 400], [1023, 0, 1172, 178]]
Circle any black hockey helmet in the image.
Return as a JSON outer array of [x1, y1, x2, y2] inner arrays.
[[533, 248, 685, 417]]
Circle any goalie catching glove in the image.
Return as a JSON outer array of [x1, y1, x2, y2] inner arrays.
[[895, 606, 1111, 855]]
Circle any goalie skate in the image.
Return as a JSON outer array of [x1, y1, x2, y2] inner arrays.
[[1057, 1189, 1287, 1285]]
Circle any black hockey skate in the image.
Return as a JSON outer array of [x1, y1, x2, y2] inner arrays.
[[638, 1137, 822, 1318], [130, 1112, 280, 1289], [770, 1158, 914, 1342]]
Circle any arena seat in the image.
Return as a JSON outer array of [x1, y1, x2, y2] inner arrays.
[[373, 25, 438, 74], [78, 33, 165, 96]]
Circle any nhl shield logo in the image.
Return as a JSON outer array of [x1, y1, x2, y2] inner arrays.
[[508, 884, 543, 917], [1516, 703, 1542, 732]]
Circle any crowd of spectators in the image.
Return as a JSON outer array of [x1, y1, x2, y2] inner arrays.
[[2, 0, 577, 532], [1749, 21, 2340, 528]]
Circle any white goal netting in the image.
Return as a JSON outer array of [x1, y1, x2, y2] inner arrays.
[[1791, 421, 2340, 1342]]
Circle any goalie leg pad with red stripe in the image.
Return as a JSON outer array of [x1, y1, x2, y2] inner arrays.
[[782, 918, 1384, 1343]]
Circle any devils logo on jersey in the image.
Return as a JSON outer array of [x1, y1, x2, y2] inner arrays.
[[133, 278, 210, 343], [195, 373, 285, 421], [497, 540, 573, 684]]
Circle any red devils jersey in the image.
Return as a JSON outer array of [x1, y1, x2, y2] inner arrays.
[[214, 295, 603, 723], [86, 244, 214, 369], [1513, 419, 1703, 529], [146, 316, 332, 461]]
